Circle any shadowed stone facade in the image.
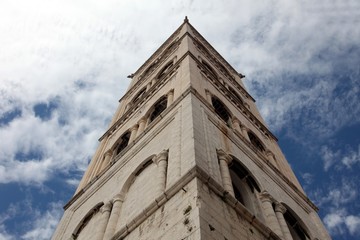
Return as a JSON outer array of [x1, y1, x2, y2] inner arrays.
[[52, 18, 331, 240]]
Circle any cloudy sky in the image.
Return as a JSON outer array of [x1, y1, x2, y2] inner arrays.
[[0, 0, 359, 239]]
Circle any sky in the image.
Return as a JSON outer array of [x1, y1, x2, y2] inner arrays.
[[0, 0, 359, 239]]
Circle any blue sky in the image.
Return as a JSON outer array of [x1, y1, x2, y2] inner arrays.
[[0, 0, 359, 239]]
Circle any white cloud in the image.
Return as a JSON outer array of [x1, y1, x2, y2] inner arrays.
[[342, 145, 360, 168], [321, 146, 341, 171], [345, 215, 360, 235], [0, 2, 359, 239], [320, 144, 360, 171], [323, 209, 360, 236], [0, 224, 15, 240], [21, 202, 63, 240], [301, 172, 314, 185], [311, 177, 357, 210]]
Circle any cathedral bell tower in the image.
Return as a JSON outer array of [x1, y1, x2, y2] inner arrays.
[[52, 18, 331, 240]]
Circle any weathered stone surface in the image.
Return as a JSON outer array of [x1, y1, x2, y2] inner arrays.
[[52, 20, 331, 240]]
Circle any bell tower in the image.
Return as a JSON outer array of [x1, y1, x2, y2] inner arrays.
[[52, 18, 331, 240]]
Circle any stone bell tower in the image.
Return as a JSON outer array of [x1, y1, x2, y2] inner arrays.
[[52, 18, 331, 240]]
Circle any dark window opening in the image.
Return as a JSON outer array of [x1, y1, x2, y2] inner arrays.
[[284, 211, 310, 240], [158, 61, 174, 79], [248, 132, 265, 152], [116, 131, 131, 155], [229, 87, 243, 105], [211, 97, 230, 124], [232, 183, 245, 205], [230, 160, 261, 193], [149, 97, 168, 122]]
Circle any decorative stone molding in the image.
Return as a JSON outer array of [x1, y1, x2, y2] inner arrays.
[[216, 149, 233, 165], [153, 149, 169, 165]]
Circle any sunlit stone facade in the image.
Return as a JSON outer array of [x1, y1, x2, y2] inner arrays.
[[52, 18, 331, 240]]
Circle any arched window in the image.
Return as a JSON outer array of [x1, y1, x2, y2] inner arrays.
[[116, 131, 131, 155], [229, 86, 243, 105], [132, 87, 146, 103], [229, 158, 262, 218], [248, 132, 265, 152], [211, 97, 231, 125], [149, 96, 168, 122], [157, 61, 174, 79], [283, 209, 310, 240]]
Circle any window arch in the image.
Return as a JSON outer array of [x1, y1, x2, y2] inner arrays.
[[211, 96, 231, 125], [229, 158, 262, 219], [157, 61, 174, 79], [116, 131, 131, 155], [248, 131, 265, 152], [72, 202, 103, 239], [149, 96, 168, 123]]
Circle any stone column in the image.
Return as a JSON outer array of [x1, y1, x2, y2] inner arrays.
[[205, 89, 212, 103], [100, 150, 113, 172], [259, 191, 283, 238], [103, 194, 124, 240], [217, 149, 234, 197], [137, 117, 147, 137], [146, 81, 152, 91], [266, 151, 278, 167], [94, 202, 112, 240], [129, 124, 139, 143], [240, 125, 250, 141], [275, 203, 293, 240], [167, 90, 174, 107], [232, 117, 241, 132], [153, 149, 169, 196]]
